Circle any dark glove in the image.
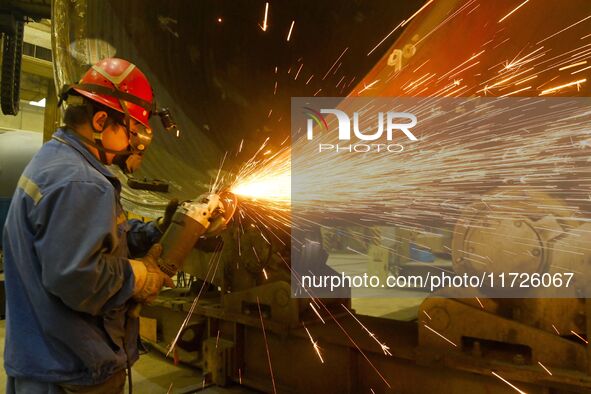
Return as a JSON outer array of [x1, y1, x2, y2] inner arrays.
[[157, 199, 179, 233], [130, 243, 175, 303], [194, 236, 224, 253]]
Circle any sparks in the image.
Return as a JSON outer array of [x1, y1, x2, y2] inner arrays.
[[260, 2, 269, 31], [475, 297, 484, 309], [204, 6, 591, 389], [343, 304, 392, 356], [558, 60, 587, 71], [437, 50, 485, 81], [310, 302, 326, 323], [401, 0, 434, 28], [295, 63, 304, 80], [571, 65, 591, 74], [322, 47, 349, 80], [358, 79, 380, 94], [367, 0, 433, 55], [287, 20, 295, 42], [499, 85, 531, 97], [491, 372, 527, 394], [540, 78, 586, 95], [231, 145, 290, 204], [346, 246, 367, 256], [537, 15, 591, 45], [367, 20, 405, 56], [303, 323, 325, 363], [424, 324, 457, 347], [498, 0, 529, 23], [258, 296, 277, 393], [167, 241, 224, 357], [570, 330, 589, 344], [538, 361, 553, 376]]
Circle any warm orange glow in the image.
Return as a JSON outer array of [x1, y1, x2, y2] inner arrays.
[[230, 137, 291, 206], [232, 176, 290, 202]]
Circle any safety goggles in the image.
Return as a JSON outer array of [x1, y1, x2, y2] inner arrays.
[[126, 107, 180, 154], [115, 117, 153, 155], [129, 124, 153, 154]]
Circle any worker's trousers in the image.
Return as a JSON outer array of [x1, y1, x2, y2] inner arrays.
[[6, 369, 126, 394]]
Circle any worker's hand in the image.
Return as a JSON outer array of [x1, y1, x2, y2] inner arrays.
[[157, 199, 179, 233], [129, 243, 175, 304], [195, 235, 224, 252]]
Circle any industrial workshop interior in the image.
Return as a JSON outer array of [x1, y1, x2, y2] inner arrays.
[[1, 0, 591, 393]]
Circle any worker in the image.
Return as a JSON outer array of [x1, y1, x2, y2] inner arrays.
[[2, 58, 183, 393]]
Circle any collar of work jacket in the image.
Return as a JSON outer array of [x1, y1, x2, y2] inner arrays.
[[52, 127, 122, 193]]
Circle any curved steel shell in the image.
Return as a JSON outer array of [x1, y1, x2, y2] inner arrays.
[[52, 0, 423, 214]]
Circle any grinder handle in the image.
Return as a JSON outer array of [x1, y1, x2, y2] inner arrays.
[[128, 194, 228, 318]]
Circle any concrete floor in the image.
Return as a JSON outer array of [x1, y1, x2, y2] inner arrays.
[[0, 320, 254, 393]]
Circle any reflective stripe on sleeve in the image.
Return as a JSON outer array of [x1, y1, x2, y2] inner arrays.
[[17, 175, 43, 205]]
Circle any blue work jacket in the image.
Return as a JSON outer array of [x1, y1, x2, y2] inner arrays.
[[2, 128, 162, 385]]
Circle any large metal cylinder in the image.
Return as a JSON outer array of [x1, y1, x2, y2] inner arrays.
[[51, 0, 424, 212], [0, 130, 42, 245]]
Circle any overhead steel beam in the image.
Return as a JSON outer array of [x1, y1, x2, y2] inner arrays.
[[23, 23, 51, 49], [21, 54, 52, 79], [1, 0, 51, 20]]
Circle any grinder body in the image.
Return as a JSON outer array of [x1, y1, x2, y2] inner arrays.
[[158, 204, 209, 276], [157, 191, 237, 277]]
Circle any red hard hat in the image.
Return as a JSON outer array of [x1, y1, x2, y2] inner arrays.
[[72, 58, 154, 128]]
